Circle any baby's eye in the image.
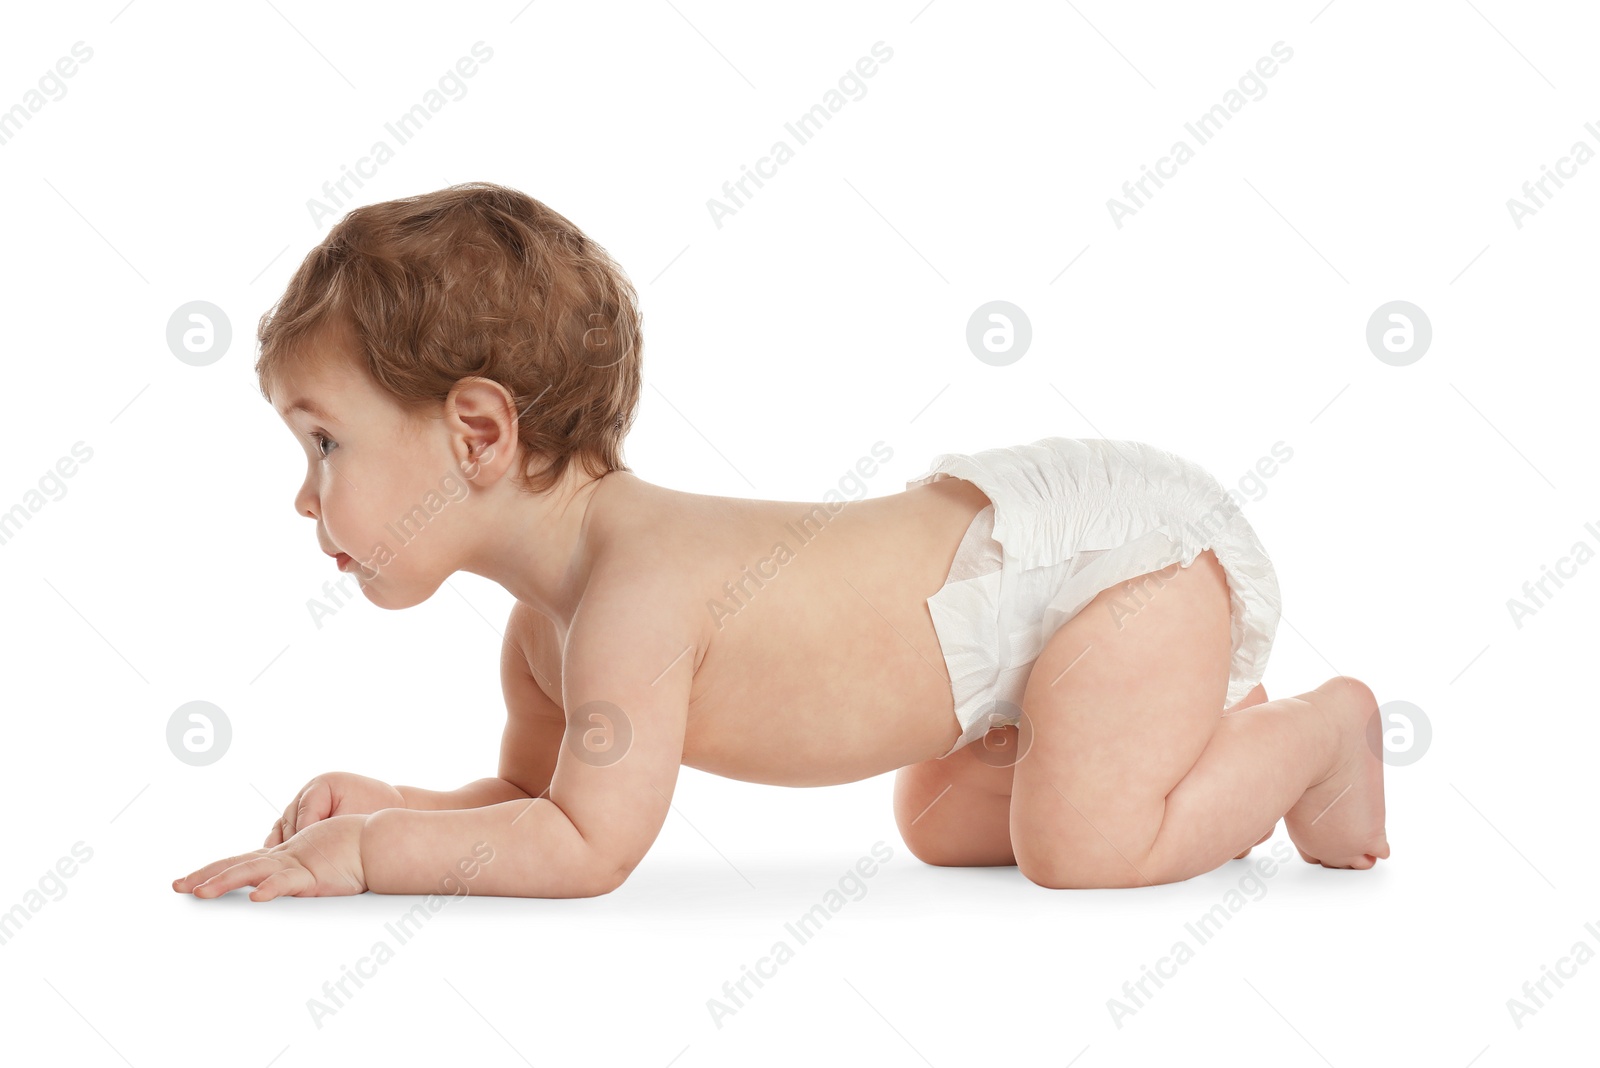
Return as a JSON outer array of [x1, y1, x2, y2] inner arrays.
[[312, 432, 335, 457]]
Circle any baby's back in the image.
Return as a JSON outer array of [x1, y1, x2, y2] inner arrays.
[[557, 473, 992, 785]]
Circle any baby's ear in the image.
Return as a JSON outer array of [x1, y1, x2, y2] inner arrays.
[[447, 376, 519, 449]]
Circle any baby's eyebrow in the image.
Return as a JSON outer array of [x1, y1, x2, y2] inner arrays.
[[281, 398, 335, 422]]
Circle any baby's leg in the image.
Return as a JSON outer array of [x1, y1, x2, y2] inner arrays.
[[894, 729, 1019, 866], [896, 680, 1278, 869], [1009, 550, 1388, 888], [1220, 683, 1275, 859]]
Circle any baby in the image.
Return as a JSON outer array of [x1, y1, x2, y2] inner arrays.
[[173, 182, 1388, 902]]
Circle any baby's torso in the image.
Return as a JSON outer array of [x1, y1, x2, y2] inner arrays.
[[533, 477, 994, 786]]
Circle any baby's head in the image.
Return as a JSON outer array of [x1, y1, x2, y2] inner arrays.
[[256, 181, 642, 607]]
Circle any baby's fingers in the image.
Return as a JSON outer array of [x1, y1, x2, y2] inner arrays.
[[190, 856, 281, 898], [250, 867, 314, 902], [173, 849, 269, 893], [295, 780, 335, 834], [266, 793, 299, 847], [264, 779, 333, 847]]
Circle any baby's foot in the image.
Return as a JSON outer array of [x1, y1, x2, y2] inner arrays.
[[1284, 676, 1390, 870]]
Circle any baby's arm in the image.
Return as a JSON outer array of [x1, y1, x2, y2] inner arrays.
[[394, 778, 530, 809], [360, 581, 696, 898], [178, 587, 691, 901]]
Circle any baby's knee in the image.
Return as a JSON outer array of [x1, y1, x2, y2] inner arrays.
[[1015, 844, 1148, 889]]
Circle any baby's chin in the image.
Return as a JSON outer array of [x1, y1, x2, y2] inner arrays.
[[352, 567, 450, 611]]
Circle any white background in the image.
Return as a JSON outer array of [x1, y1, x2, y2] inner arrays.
[[2, 1, 1595, 1064]]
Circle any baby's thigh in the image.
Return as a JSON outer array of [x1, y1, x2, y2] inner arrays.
[[1016, 548, 1233, 816]]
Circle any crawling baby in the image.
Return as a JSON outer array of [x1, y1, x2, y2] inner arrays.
[[174, 182, 1389, 901]]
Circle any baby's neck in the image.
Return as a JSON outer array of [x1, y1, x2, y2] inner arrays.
[[460, 468, 647, 627]]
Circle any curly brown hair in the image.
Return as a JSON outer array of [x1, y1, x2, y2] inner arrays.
[[255, 181, 642, 495]]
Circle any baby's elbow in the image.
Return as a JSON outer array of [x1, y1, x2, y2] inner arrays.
[[579, 850, 635, 897], [583, 863, 629, 898]]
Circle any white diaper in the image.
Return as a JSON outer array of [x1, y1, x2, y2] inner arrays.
[[909, 437, 1282, 758]]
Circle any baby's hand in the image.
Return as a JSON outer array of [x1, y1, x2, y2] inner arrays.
[[264, 771, 405, 847], [173, 814, 368, 901]]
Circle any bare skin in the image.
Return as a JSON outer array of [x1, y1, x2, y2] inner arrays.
[[173, 345, 1388, 900]]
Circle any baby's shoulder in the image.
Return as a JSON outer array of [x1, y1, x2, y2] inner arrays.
[[568, 548, 709, 666]]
